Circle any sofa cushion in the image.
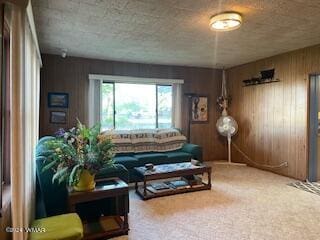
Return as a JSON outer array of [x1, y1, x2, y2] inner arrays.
[[102, 128, 186, 154], [30, 213, 83, 240], [181, 143, 203, 161], [102, 130, 134, 153], [114, 156, 140, 169], [165, 151, 192, 163], [155, 129, 187, 152], [131, 129, 157, 153], [133, 153, 168, 165], [115, 152, 134, 157]]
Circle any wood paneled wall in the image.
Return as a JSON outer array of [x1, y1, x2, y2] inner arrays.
[[40, 54, 226, 161], [227, 44, 320, 180]]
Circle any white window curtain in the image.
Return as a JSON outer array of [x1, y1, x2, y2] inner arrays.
[[11, 2, 41, 240], [88, 79, 102, 127], [172, 83, 183, 129]]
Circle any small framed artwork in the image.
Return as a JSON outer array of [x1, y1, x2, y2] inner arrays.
[[191, 96, 208, 123], [50, 111, 67, 124], [48, 92, 69, 108]]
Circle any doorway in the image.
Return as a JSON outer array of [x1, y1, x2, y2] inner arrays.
[[309, 74, 320, 182]]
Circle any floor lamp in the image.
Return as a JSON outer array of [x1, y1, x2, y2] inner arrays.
[[185, 93, 196, 143]]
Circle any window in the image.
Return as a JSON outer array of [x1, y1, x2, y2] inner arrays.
[[101, 82, 172, 130]]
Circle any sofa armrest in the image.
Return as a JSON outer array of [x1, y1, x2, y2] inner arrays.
[[96, 164, 129, 183], [181, 143, 203, 161]]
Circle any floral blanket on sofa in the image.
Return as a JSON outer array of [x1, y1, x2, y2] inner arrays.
[[102, 128, 187, 153]]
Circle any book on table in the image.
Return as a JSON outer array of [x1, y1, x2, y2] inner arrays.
[[166, 180, 190, 189], [150, 182, 170, 190], [145, 177, 203, 194], [146, 182, 171, 193]]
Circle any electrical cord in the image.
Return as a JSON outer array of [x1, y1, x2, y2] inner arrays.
[[231, 142, 288, 169]]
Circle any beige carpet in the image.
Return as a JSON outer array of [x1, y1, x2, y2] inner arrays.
[[112, 163, 320, 240]]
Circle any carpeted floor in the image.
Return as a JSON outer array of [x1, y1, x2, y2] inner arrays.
[[112, 163, 320, 240], [288, 181, 320, 196]]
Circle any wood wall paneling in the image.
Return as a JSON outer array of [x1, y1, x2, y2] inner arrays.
[[40, 43, 320, 179], [40, 54, 227, 161], [41, 43, 320, 178], [227, 44, 320, 180]]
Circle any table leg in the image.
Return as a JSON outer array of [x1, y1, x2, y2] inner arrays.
[[208, 169, 212, 188], [143, 178, 147, 197], [123, 194, 129, 231], [135, 180, 138, 192], [115, 196, 119, 216]]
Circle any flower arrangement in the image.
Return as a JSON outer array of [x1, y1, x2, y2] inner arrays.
[[42, 121, 114, 188]]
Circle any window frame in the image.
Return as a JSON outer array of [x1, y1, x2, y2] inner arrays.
[[101, 81, 173, 130]]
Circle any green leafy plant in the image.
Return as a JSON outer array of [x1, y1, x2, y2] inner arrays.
[[42, 121, 114, 186]]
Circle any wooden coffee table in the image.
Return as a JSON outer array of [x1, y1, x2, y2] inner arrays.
[[134, 162, 212, 200]]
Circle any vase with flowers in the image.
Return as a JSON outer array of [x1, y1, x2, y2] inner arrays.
[[42, 121, 114, 191]]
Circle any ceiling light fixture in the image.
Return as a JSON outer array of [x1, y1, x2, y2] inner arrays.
[[210, 12, 242, 31]]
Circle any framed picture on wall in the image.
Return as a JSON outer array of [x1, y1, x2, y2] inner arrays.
[[191, 96, 208, 123], [48, 92, 69, 108], [50, 111, 67, 124]]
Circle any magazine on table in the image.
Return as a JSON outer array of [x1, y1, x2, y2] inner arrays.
[[146, 182, 171, 193], [166, 180, 190, 189]]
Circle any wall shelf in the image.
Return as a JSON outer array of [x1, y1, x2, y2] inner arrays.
[[243, 78, 280, 87], [243, 68, 280, 87]]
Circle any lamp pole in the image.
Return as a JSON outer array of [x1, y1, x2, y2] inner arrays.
[[185, 93, 196, 143]]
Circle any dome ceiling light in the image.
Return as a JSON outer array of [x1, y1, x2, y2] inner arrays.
[[210, 12, 242, 31]]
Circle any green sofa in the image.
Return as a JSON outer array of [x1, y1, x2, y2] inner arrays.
[[114, 143, 202, 182], [35, 132, 202, 219], [102, 128, 203, 182]]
